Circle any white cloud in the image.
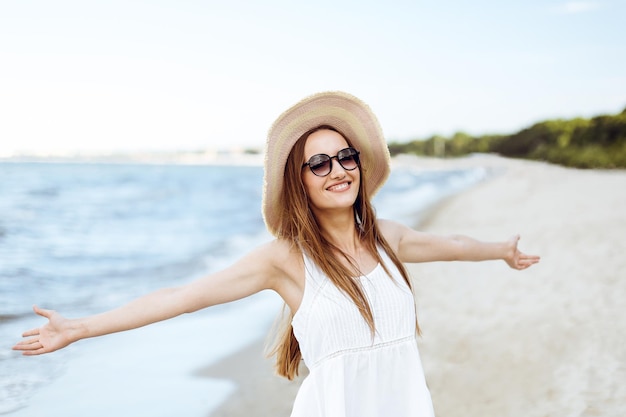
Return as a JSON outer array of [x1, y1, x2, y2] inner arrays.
[[554, 1, 601, 14]]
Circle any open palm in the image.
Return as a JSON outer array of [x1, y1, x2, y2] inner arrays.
[[13, 305, 73, 356]]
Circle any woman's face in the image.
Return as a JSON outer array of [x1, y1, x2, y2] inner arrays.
[[301, 129, 361, 215]]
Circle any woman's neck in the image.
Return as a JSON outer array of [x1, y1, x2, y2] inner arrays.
[[316, 209, 361, 253]]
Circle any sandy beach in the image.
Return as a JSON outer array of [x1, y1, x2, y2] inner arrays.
[[203, 154, 626, 417]]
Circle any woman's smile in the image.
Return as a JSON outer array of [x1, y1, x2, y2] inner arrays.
[[326, 181, 351, 192]]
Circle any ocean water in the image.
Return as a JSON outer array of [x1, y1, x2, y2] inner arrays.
[[0, 160, 487, 416]]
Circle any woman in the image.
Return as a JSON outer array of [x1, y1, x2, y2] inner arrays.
[[13, 91, 540, 416]]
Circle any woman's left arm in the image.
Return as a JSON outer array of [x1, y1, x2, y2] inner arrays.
[[379, 220, 540, 270]]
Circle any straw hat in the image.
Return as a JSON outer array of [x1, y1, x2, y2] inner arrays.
[[262, 91, 391, 236]]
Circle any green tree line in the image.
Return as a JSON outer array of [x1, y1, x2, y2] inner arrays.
[[388, 107, 626, 169]]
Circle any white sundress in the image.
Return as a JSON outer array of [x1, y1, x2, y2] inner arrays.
[[290, 248, 435, 417]]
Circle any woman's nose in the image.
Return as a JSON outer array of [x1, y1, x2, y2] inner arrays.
[[329, 157, 347, 178]]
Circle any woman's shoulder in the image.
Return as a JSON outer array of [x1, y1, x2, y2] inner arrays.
[[258, 238, 304, 272], [376, 218, 405, 237], [261, 238, 305, 299], [265, 237, 301, 254], [376, 218, 413, 252]]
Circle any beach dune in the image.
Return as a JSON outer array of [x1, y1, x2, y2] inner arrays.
[[205, 155, 626, 417]]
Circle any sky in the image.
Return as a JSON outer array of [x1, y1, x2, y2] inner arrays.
[[1, 0, 625, 155]]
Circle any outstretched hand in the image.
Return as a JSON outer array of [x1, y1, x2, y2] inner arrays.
[[505, 235, 540, 270], [12, 305, 74, 356]]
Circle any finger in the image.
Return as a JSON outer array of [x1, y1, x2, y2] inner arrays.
[[13, 342, 44, 351], [13, 344, 36, 351], [517, 258, 539, 269], [518, 257, 539, 265], [13, 339, 44, 351], [33, 305, 53, 319], [21, 346, 46, 356], [22, 328, 40, 337]]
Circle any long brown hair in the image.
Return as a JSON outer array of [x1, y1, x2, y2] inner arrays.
[[268, 126, 419, 380]]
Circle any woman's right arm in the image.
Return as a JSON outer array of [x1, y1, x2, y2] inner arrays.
[[13, 239, 291, 356]]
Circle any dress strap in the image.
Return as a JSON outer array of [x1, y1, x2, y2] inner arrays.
[[301, 251, 327, 290]]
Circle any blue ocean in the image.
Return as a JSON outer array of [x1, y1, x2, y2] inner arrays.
[[0, 160, 487, 416]]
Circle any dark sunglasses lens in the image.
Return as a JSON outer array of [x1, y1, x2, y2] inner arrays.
[[337, 149, 359, 170], [309, 155, 332, 176]]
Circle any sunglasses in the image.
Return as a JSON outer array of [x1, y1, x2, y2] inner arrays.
[[302, 147, 361, 177]]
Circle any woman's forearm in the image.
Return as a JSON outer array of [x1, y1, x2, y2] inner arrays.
[[72, 287, 187, 342], [450, 234, 511, 262], [451, 234, 539, 270]]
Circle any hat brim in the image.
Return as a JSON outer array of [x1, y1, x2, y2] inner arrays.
[[263, 91, 390, 236]]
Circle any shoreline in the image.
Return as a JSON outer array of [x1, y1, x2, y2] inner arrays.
[[198, 338, 306, 417], [202, 154, 626, 416]]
